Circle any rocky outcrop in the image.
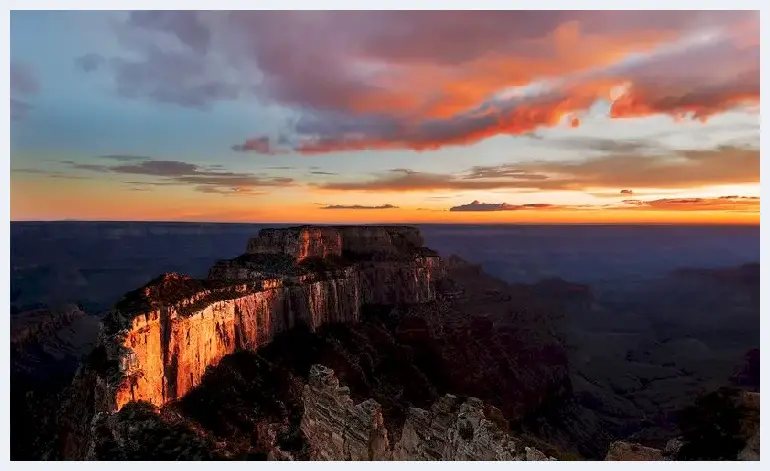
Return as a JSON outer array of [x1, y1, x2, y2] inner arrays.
[[301, 364, 390, 460], [246, 227, 342, 261], [606, 390, 761, 461], [731, 349, 759, 391], [12, 304, 85, 350], [11, 303, 100, 378], [604, 441, 667, 461], [300, 365, 555, 461], [86, 226, 442, 413], [737, 430, 759, 461]]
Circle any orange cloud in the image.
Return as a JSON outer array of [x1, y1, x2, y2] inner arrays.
[[620, 196, 759, 212], [228, 12, 758, 155], [447, 196, 759, 214]]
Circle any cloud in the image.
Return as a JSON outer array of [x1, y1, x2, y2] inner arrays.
[[127, 11, 211, 54], [75, 11, 757, 152], [110, 160, 199, 176], [231, 137, 274, 153], [317, 145, 758, 193], [60, 157, 294, 194], [11, 168, 88, 180], [529, 135, 661, 154], [99, 154, 149, 161], [10, 61, 39, 95], [450, 200, 556, 212], [74, 53, 105, 72], [109, 49, 240, 109], [233, 11, 757, 153], [462, 166, 548, 181], [620, 196, 759, 212], [10, 62, 39, 121], [123, 180, 180, 187], [10, 98, 34, 121], [66, 162, 111, 172], [448, 195, 759, 213], [75, 12, 241, 109], [620, 189, 633, 194], [193, 186, 267, 196], [309, 171, 338, 176], [320, 204, 399, 210]]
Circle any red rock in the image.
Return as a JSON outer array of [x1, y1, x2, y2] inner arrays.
[[246, 227, 342, 262], [94, 226, 442, 413]]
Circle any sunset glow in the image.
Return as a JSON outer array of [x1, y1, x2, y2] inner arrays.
[[10, 11, 759, 224]]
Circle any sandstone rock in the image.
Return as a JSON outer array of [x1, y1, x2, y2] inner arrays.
[[244, 225, 430, 263], [87, 226, 442, 413], [246, 227, 342, 262], [663, 437, 683, 458], [736, 391, 760, 461], [267, 447, 295, 461], [106, 270, 362, 410], [334, 226, 424, 257], [737, 429, 759, 461], [301, 365, 390, 460], [301, 365, 555, 461], [605, 441, 665, 461]]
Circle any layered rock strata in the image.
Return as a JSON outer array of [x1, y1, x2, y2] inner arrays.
[[88, 226, 442, 412], [300, 364, 555, 461]]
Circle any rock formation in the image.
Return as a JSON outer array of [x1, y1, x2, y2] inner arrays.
[[300, 364, 555, 461], [605, 390, 760, 461], [604, 441, 667, 461], [82, 226, 442, 414]]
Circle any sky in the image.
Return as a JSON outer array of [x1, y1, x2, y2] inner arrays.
[[9, 10, 760, 224]]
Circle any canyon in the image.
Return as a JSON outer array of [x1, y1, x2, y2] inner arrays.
[[58, 225, 578, 460], [91, 225, 443, 412], [12, 224, 759, 461]]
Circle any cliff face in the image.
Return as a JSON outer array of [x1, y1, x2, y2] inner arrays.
[[358, 255, 442, 305], [246, 227, 342, 261], [93, 226, 441, 412], [300, 365, 555, 461], [110, 273, 361, 410]]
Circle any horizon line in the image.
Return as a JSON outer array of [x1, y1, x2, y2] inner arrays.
[[9, 219, 761, 227]]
